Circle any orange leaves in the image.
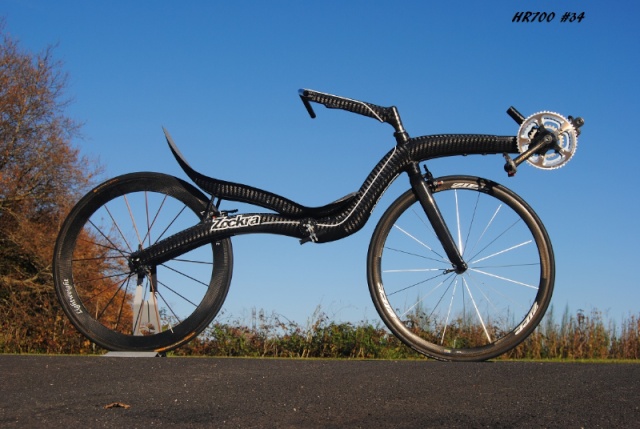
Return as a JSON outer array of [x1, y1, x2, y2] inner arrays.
[[0, 25, 103, 354]]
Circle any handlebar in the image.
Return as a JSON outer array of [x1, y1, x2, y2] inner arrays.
[[300, 89, 584, 176], [299, 89, 408, 141], [299, 89, 390, 122]]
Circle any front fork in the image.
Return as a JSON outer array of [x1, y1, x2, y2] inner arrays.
[[406, 162, 468, 274]]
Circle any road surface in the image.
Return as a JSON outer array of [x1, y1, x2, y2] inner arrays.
[[1, 355, 638, 428]]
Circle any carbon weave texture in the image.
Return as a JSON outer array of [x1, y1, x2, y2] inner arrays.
[[136, 213, 301, 267], [407, 134, 518, 159], [136, 134, 520, 264], [302, 89, 393, 123], [309, 134, 519, 242]]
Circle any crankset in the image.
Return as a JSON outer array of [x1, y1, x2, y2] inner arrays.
[[504, 107, 584, 176], [517, 111, 579, 170]]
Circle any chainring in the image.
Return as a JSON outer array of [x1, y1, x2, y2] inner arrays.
[[517, 111, 578, 170]]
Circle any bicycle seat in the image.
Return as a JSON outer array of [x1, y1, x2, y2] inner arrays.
[[301, 192, 358, 217], [164, 128, 358, 218]]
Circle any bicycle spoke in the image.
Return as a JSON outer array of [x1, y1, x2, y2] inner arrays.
[[469, 267, 538, 290], [468, 218, 522, 263], [72, 270, 132, 288], [393, 223, 446, 261], [103, 203, 135, 254], [154, 205, 189, 245], [141, 192, 168, 247], [387, 271, 450, 297], [172, 258, 213, 265], [114, 278, 131, 331], [454, 190, 463, 254], [54, 173, 232, 352], [76, 231, 128, 257], [156, 278, 199, 308], [72, 254, 127, 264], [462, 191, 481, 258], [398, 277, 449, 320], [370, 177, 553, 360], [464, 270, 529, 316], [153, 290, 177, 331], [466, 204, 502, 261], [463, 276, 491, 342], [439, 278, 458, 345], [161, 263, 210, 289], [123, 194, 143, 248], [383, 245, 445, 265], [472, 262, 539, 269], [95, 276, 130, 321], [87, 217, 131, 259], [471, 240, 532, 264]]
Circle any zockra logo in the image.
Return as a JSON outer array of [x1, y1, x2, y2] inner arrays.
[[210, 214, 261, 232]]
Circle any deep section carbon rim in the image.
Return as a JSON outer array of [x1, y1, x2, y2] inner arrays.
[[53, 173, 232, 352], [367, 176, 554, 361]]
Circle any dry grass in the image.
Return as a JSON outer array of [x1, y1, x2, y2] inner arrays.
[[171, 306, 640, 360]]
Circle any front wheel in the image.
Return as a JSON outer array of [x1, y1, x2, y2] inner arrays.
[[53, 172, 233, 352], [367, 176, 554, 361]]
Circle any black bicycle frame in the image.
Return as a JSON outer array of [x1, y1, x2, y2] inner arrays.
[[129, 130, 519, 271]]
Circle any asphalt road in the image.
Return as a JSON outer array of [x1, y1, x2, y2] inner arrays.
[[1, 355, 638, 428]]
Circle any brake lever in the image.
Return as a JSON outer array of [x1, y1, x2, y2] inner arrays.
[[299, 91, 316, 119]]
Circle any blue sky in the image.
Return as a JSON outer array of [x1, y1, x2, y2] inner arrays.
[[4, 1, 639, 327]]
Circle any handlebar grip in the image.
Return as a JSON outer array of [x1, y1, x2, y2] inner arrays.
[[299, 89, 391, 123], [507, 106, 525, 125], [300, 94, 316, 119]]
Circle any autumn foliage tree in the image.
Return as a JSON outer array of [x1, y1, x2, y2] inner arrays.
[[0, 24, 100, 353]]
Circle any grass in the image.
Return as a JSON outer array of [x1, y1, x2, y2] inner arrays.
[[2, 302, 638, 360], [168, 305, 640, 360]]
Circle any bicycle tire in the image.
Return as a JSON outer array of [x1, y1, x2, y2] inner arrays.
[[53, 172, 233, 352], [367, 175, 554, 361]]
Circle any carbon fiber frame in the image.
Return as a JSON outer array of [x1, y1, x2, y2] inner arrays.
[[130, 133, 518, 268]]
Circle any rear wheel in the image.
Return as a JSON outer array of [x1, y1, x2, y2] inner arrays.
[[53, 172, 233, 352], [367, 176, 554, 361]]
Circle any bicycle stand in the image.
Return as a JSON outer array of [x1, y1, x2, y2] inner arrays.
[[103, 351, 165, 357]]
